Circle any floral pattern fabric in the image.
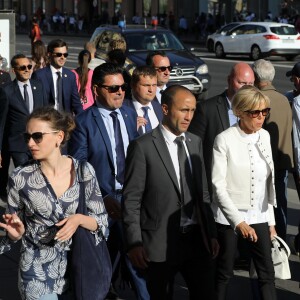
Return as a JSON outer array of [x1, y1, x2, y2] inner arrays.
[[0, 157, 108, 300]]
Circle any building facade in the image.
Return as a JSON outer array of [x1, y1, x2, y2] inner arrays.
[[1, 0, 299, 31]]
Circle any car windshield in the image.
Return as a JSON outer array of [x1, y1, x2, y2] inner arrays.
[[270, 26, 298, 35], [125, 32, 185, 51], [216, 23, 240, 34]]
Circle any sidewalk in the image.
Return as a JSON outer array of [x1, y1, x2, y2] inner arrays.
[[1, 173, 299, 299]]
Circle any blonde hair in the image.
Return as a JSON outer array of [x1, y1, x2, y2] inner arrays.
[[232, 85, 270, 117]]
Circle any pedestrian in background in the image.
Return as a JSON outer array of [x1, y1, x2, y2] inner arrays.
[[31, 40, 49, 71], [0, 106, 108, 300], [212, 85, 277, 300], [253, 59, 293, 241], [71, 49, 94, 110], [29, 16, 42, 46]]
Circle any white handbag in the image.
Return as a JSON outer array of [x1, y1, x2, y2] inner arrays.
[[271, 235, 291, 279], [249, 235, 291, 280]]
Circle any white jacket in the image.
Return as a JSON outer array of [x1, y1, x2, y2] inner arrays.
[[212, 124, 276, 228]]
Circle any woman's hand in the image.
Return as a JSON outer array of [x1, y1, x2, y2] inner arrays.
[[236, 221, 258, 242], [269, 225, 277, 240], [0, 213, 25, 241], [55, 214, 82, 242]]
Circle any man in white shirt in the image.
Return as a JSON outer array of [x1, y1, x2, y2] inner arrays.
[[123, 66, 163, 135], [146, 50, 172, 104]]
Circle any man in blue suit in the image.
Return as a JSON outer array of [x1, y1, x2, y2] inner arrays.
[[69, 63, 147, 300], [0, 54, 46, 169], [123, 65, 163, 135], [32, 39, 83, 115]]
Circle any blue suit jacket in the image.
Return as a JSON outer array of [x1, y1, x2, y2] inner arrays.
[[0, 79, 46, 153], [32, 66, 83, 114], [123, 98, 163, 123], [69, 105, 139, 197]]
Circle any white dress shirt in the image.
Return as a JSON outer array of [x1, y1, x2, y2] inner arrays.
[[132, 98, 159, 134], [160, 125, 196, 226], [156, 85, 167, 104], [17, 80, 33, 113], [50, 65, 63, 111]]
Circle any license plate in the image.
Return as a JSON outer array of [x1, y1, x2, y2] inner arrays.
[[282, 39, 294, 43]]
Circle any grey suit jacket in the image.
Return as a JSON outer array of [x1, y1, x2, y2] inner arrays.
[[122, 126, 216, 262], [189, 91, 230, 195]]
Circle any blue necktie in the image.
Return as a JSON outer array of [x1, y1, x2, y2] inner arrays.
[[56, 71, 63, 111], [110, 111, 125, 184], [141, 106, 152, 133]]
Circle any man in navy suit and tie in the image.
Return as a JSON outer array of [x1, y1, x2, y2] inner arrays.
[[123, 66, 163, 135], [68, 63, 148, 300], [146, 50, 172, 104], [0, 54, 46, 169], [32, 39, 83, 114]]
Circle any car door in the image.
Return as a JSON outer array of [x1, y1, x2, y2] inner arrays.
[[224, 25, 250, 53]]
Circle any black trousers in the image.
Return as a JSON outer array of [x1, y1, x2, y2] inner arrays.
[[215, 222, 276, 300], [145, 226, 216, 300]]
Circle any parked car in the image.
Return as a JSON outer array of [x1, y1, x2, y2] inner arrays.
[[206, 22, 241, 52], [90, 25, 211, 98], [213, 22, 300, 60]]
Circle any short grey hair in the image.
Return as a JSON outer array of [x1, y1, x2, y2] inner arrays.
[[252, 59, 275, 82]]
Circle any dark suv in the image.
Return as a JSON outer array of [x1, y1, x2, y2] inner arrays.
[[90, 25, 211, 98]]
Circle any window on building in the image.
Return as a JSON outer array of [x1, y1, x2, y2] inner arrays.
[[143, 0, 151, 17]]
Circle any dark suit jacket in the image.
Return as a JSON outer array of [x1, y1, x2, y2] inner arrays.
[[0, 79, 46, 153], [32, 66, 83, 114], [123, 98, 163, 123], [122, 126, 217, 262], [68, 105, 139, 197], [188, 91, 229, 195]]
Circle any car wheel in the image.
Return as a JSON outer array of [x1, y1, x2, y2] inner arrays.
[[207, 40, 214, 52], [215, 43, 225, 58], [285, 55, 296, 61], [250, 45, 261, 60]]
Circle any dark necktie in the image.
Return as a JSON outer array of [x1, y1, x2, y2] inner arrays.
[[23, 84, 30, 111], [110, 111, 125, 184], [141, 106, 152, 133], [175, 136, 195, 218], [56, 71, 63, 111]]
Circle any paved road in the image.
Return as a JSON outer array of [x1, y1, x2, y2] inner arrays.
[[1, 173, 299, 299]]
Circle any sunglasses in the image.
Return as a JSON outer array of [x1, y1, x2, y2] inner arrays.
[[98, 84, 127, 93], [23, 131, 59, 144], [15, 64, 33, 71], [245, 108, 271, 118], [155, 66, 173, 72], [52, 52, 69, 58]]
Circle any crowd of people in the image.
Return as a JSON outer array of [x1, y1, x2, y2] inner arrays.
[[0, 34, 298, 300]]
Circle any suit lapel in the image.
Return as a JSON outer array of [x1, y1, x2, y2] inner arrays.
[[120, 107, 135, 141], [30, 80, 41, 109], [46, 67, 55, 102], [152, 127, 180, 192], [13, 80, 28, 112], [216, 93, 230, 130], [91, 107, 114, 165], [152, 101, 163, 122]]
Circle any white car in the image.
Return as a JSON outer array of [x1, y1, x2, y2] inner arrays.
[[206, 22, 241, 52], [213, 22, 300, 60]]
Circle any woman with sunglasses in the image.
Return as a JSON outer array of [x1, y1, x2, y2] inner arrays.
[[0, 106, 108, 300], [211, 85, 277, 300]]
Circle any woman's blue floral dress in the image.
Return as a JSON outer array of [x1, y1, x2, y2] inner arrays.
[[0, 158, 108, 300]]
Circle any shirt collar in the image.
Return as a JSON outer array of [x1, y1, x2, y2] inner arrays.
[[132, 96, 153, 111], [160, 124, 186, 144], [50, 65, 63, 75], [96, 102, 121, 118]]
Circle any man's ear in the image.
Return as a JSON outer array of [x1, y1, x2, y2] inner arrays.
[[161, 103, 168, 115]]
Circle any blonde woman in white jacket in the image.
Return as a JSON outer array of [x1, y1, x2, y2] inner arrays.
[[212, 85, 277, 300]]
